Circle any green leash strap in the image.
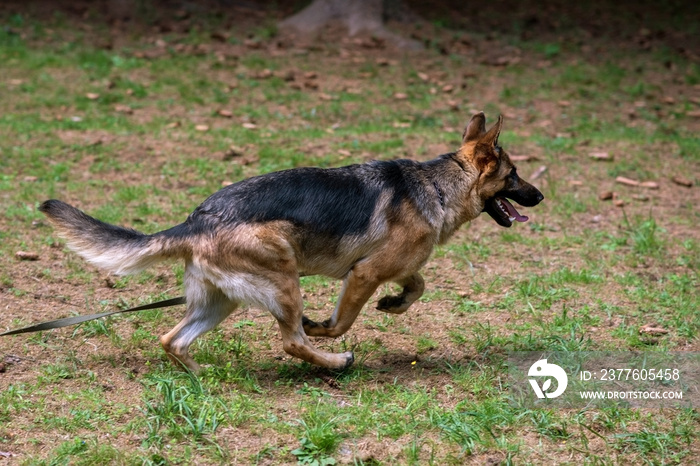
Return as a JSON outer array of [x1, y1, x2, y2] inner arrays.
[[0, 296, 186, 336]]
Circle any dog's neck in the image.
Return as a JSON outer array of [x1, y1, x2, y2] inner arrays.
[[430, 154, 482, 244]]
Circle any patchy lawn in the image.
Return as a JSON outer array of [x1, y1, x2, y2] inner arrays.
[[0, 1, 698, 464]]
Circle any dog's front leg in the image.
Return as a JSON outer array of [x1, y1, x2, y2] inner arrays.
[[376, 272, 425, 314], [304, 264, 380, 338]]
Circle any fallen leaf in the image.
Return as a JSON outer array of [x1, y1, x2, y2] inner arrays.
[[86, 93, 99, 100], [114, 104, 133, 114], [392, 121, 411, 128], [442, 84, 454, 93], [483, 55, 521, 66], [254, 69, 273, 79], [589, 152, 613, 161], [244, 38, 262, 49], [640, 181, 659, 189], [632, 194, 649, 201], [319, 373, 340, 389], [222, 146, 244, 160], [510, 155, 536, 162], [15, 251, 39, 261], [615, 176, 640, 187], [671, 175, 693, 187], [211, 31, 229, 42], [166, 121, 181, 128], [599, 191, 614, 201], [195, 124, 209, 132], [417, 72, 429, 81], [613, 199, 626, 207], [639, 324, 669, 335], [242, 123, 257, 129], [687, 110, 700, 118], [530, 165, 547, 180], [393, 92, 408, 100], [217, 109, 233, 118]]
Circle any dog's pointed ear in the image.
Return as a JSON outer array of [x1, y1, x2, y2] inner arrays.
[[482, 114, 504, 148], [462, 112, 487, 144]]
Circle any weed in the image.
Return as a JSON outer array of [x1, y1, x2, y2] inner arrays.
[[139, 372, 232, 446], [624, 215, 666, 257], [292, 403, 345, 465]]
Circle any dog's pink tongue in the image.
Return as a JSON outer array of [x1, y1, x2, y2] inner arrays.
[[500, 198, 529, 222]]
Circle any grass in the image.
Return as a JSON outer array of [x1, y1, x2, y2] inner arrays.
[[0, 4, 699, 465]]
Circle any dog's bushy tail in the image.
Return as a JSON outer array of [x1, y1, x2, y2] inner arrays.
[[39, 200, 191, 275]]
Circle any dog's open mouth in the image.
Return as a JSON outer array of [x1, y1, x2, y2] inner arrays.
[[484, 197, 529, 227]]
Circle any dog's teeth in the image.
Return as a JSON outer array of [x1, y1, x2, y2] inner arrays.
[[508, 216, 515, 222]]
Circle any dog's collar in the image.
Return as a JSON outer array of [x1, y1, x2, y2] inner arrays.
[[433, 180, 445, 209]]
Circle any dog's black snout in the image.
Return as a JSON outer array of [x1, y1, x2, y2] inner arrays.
[[536, 191, 544, 204]]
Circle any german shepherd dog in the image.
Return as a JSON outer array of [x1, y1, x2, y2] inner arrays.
[[40, 113, 543, 372]]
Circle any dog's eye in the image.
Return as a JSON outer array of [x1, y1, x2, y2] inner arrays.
[[495, 145, 502, 155]]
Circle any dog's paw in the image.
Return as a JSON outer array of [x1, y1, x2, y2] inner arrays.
[[303, 316, 336, 337], [341, 351, 354, 370], [302, 315, 319, 328], [376, 295, 405, 311]]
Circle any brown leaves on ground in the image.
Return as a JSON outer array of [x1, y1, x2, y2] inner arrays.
[[15, 251, 40, 261], [639, 324, 670, 335]]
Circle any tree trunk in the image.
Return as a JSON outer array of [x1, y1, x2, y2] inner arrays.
[[279, 0, 422, 50]]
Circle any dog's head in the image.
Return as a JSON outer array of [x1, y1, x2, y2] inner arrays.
[[459, 112, 544, 227]]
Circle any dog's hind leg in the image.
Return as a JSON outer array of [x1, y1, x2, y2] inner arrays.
[[376, 272, 425, 315], [160, 264, 237, 373], [210, 267, 355, 370]]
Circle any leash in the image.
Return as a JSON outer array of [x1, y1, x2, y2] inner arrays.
[[0, 296, 186, 336]]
